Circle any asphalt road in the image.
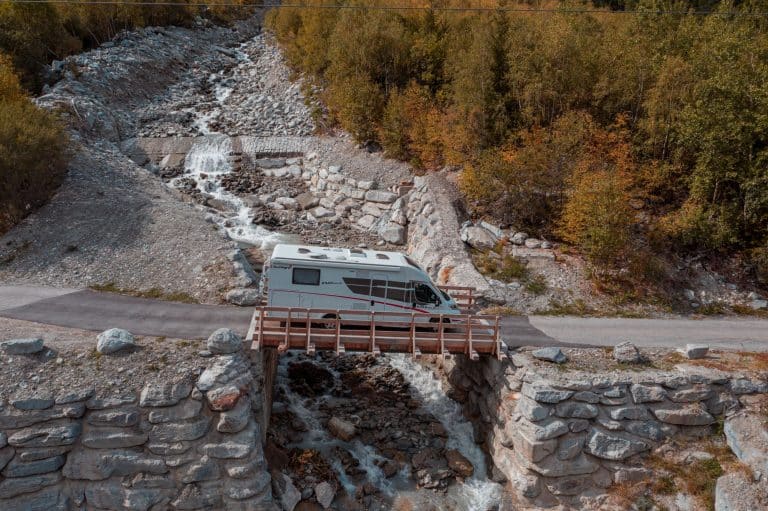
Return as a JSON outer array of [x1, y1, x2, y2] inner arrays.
[[1, 286, 767, 350]]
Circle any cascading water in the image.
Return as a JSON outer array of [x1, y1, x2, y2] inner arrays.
[[175, 135, 294, 250], [387, 355, 503, 510], [172, 37, 298, 250], [270, 353, 502, 511]]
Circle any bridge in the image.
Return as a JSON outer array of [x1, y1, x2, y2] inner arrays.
[[245, 286, 503, 360]]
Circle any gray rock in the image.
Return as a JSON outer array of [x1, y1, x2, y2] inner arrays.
[[516, 450, 598, 478], [86, 395, 137, 410], [96, 328, 135, 354], [572, 391, 600, 404], [85, 483, 168, 511], [518, 417, 570, 441], [226, 472, 271, 500], [328, 417, 356, 441], [532, 347, 567, 364], [524, 238, 542, 249], [730, 379, 766, 395], [613, 341, 643, 364], [88, 408, 140, 427], [225, 288, 261, 306], [460, 225, 497, 250], [315, 481, 335, 509], [0, 487, 69, 511], [724, 413, 768, 475], [378, 223, 406, 245], [12, 397, 55, 411], [8, 421, 82, 447], [207, 328, 243, 354], [608, 406, 651, 421], [0, 338, 44, 354], [516, 397, 551, 422], [171, 483, 222, 509], [276, 473, 301, 511], [555, 402, 599, 419], [668, 385, 713, 403], [0, 432, 6, 448], [63, 449, 167, 480], [149, 416, 210, 443], [217, 398, 251, 433], [54, 388, 95, 405], [140, 382, 192, 407], [630, 384, 667, 404], [652, 404, 715, 425], [148, 399, 202, 424], [584, 429, 649, 460], [0, 403, 85, 429], [364, 190, 397, 203], [715, 472, 765, 511], [683, 344, 709, 359], [2, 455, 65, 478], [749, 299, 767, 310], [181, 455, 219, 483], [17, 446, 71, 462], [510, 232, 528, 245], [522, 383, 574, 404], [196, 353, 250, 391], [81, 428, 148, 449], [557, 435, 585, 461], [624, 420, 667, 441], [510, 430, 558, 462], [0, 472, 62, 499], [0, 446, 14, 471]]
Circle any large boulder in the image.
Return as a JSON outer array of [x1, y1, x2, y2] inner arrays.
[[225, 288, 261, 306], [314, 481, 335, 509], [613, 341, 643, 364], [96, 329, 135, 355], [327, 417, 356, 441], [445, 449, 474, 478], [207, 328, 242, 354], [532, 347, 567, 364], [460, 224, 497, 250], [378, 223, 406, 245]]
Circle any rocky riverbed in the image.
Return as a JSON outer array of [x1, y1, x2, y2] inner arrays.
[[266, 353, 502, 511]]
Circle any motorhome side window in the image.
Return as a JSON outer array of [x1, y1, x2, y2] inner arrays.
[[414, 283, 439, 304], [292, 268, 320, 286]]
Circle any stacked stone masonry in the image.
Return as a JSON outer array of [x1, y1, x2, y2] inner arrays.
[[299, 161, 491, 294], [444, 353, 768, 509], [0, 350, 276, 510]]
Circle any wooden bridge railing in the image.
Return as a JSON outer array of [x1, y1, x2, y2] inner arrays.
[[437, 285, 476, 313], [246, 307, 502, 360]]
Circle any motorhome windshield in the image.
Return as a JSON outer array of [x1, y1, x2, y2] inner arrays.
[[414, 282, 440, 304]]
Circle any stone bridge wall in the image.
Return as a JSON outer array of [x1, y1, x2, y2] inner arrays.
[[0, 349, 276, 511], [442, 353, 768, 509]]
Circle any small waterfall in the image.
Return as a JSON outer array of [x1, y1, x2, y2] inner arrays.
[[175, 135, 293, 250], [387, 355, 503, 510]]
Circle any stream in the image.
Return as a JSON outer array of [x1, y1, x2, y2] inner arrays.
[[268, 353, 502, 510], [160, 34, 502, 510]]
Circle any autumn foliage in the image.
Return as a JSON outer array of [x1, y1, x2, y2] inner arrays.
[[268, 0, 768, 280]]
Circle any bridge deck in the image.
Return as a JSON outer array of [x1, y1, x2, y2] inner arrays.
[[246, 307, 502, 360]]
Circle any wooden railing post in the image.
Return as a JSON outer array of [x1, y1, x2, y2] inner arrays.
[[438, 314, 446, 359], [370, 311, 379, 356], [257, 308, 264, 350], [335, 309, 344, 354], [306, 308, 315, 356]]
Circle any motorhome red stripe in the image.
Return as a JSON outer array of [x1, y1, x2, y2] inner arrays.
[[270, 289, 430, 313]]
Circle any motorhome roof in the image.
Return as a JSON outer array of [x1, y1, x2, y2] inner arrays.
[[270, 244, 415, 269]]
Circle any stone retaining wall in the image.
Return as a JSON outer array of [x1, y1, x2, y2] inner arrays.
[[0, 349, 276, 510], [442, 353, 768, 509]]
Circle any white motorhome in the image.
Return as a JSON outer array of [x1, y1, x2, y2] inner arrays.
[[260, 244, 461, 317]]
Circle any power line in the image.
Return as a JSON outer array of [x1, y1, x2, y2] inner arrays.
[[1, 0, 768, 16]]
